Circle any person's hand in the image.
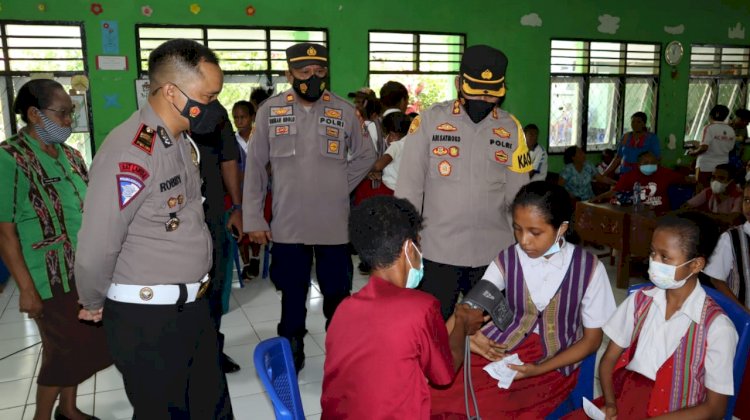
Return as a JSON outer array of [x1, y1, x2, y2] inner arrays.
[[227, 210, 244, 241], [604, 403, 618, 420], [19, 289, 43, 319], [367, 171, 382, 181], [78, 308, 103, 323], [469, 331, 507, 361], [249, 230, 272, 245], [454, 303, 486, 335], [508, 363, 541, 380]]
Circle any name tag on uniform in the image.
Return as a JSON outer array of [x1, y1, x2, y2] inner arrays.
[[42, 177, 61, 185], [269, 115, 296, 125]]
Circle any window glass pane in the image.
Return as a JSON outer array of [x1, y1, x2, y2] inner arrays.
[[369, 74, 456, 113], [549, 77, 583, 152], [624, 78, 658, 132], [550, 40, 587, 74], [718, 80, 745, 114], [587, 78, 621, 149], [139, 27, 202, 39], [685, 79, 716, 141], [369, 31, 464, 76], [370, 32, 413, 43]]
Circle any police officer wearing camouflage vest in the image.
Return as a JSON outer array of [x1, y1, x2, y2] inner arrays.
[[243, 43, 376, 371], [396, 45, 532, 320], [75, 39, 232, 418]]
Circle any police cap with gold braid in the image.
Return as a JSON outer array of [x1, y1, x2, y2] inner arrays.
[[459, 45, 508, 98], [286, 42, 328, 69]]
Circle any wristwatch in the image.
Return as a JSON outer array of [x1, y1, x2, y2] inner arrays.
[[231, 203, 242, 212]]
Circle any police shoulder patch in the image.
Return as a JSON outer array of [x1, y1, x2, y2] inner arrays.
[[117, 174, 145, 210], [408, 115, 422, 134], [118, 162, 150, 181], [132, 124, 155, 155]]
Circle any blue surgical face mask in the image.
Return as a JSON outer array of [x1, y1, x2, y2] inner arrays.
[[404, 241, 424, 289], [542, 223, 568, 257], [640, 164, 657, 176]]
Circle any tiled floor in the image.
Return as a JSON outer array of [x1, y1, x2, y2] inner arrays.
[[0, 250, 629, 420]]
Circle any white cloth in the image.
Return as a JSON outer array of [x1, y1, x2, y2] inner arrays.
[[703, 221, 750, 284], [483, 353, 524, 389], [382, 140, 405, 190], [603, 285, 738, 396], [235, 132, 248, 154], [364, 120, 379, 152], [382, 108, 400, 118], [529, 144, 548, 182], [481, 241, 616, 330], [696, 122, 736, 172]]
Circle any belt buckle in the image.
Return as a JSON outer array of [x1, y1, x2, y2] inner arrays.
[[196, 278, 211, 298]]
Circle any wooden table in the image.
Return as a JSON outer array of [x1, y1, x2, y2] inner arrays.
[[574, 202, 656, 289]]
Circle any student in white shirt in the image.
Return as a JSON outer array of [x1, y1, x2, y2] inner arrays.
[[430, 181, 616, 419], [689, 105, 736, 189], [581, 212, 738, 420], [367, 112, 412, 192], [524, 123, 547, 182]]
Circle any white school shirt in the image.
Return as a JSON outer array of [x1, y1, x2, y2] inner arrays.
[[235, 132, 248, 154], [703, 221, 750, 299], [481, 241, 617, 333], [603, 285, 737, 396], [529, 144, 548, 182], [381, 140, 405, 190], [696, 122, 736, 172]]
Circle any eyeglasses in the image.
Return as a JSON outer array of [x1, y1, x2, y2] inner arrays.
[[43, 107, 77, 120]]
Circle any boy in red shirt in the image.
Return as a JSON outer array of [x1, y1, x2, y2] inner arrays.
[[321, 196, 484, 419], [592, 151, 683, 213]]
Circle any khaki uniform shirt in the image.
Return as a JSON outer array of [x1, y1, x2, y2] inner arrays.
[[75, 104, 212, 309], [243, 90, 376, 244], [395, 100, 531, 268]]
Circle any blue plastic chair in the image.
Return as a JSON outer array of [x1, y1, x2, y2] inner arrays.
[[628, 283, 750, 420], [545, 350, 597, 419], [253, 337, 305, 420]]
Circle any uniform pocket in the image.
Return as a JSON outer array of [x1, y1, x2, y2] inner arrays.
[[318, 125, 345, 160], [269, 125, 297, 158], [428, 144, 462, 181]]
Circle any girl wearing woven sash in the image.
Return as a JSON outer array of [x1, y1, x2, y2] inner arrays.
[[431, 182, 616, 419], [569, 213, 738, 419], [0, 80, 111, 420]]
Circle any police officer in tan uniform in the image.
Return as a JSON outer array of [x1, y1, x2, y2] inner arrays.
[[75, 39, 232, 418], [243, 43, 376, 371], [396, 45, 532, 320]]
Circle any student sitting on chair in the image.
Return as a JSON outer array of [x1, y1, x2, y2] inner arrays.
[[430, 182, 616, 419], [321, 196, 485, 419], [683, 164, 743, 225], [591, 151, 684, 214], [569, 212, 738, 420]]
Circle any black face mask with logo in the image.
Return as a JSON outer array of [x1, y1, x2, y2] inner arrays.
[[172, 84, 226, 134], [461, 95, 497, 124], [292, 75, 328, 102]]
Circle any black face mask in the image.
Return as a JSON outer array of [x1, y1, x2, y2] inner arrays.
[[292, 75, 327, 102], [461, 96, 497, 124], [172, 84, 225, 134]]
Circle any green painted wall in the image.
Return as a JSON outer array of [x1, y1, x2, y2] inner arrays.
[[3, 0, 750, 170]]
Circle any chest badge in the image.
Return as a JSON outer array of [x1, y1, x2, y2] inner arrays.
[[165, 212, 180, 232], [438, 160, 452, 176], [493, 127, 511, 139], [436, 123, 457, 132], [495, 150, 509, 163]]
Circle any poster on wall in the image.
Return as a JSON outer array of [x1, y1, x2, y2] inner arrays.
[[135, 78, 150, 109], [70, 94, 89, 133]]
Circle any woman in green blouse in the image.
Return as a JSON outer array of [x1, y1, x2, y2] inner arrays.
[[0, 79, 110, 420]]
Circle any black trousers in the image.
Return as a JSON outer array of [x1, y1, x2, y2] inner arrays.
[[205, 213, 231, 354], [270, 243, 353, 338], [420, 258, 488, 320], [103, 298, 233, 420]]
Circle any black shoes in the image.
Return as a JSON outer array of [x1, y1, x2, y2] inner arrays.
[[287, 336, 305, 373], [222, 353, 241, 373], [241, 258, 261, 281], [54, 407, 100, 420]]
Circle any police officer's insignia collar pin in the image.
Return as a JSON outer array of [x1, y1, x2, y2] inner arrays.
[[481, 69, 493, 80], [157, 126, 172, 148]]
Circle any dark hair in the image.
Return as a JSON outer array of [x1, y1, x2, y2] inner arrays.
[[710, 105, 730, 121], [563, 145, 578, 164], [656, 212, 720, 260], [637, 150, 655, 161], [407, 112, 419, 119], [148, 39, 219, 84], [357, 93, 382, 119], [349, 196, 423, 270], [523, 123, 539, 132], [382, 112, 412, 136], [511, 181, 573, 229], [631, 112, 648, 124], [603, 148, 614, 156], [13, 79, 65, 124], [735, 108, 750, 121], [250, 87, 272, 106], [714, 163, 735, 179], [232, 100, 255, 116], [379, 81, 409, 109]]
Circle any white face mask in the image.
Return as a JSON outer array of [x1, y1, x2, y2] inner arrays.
[[647, 257, 695, 289], [745, 172, 750, 182], [710, 180, 728, 194]]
